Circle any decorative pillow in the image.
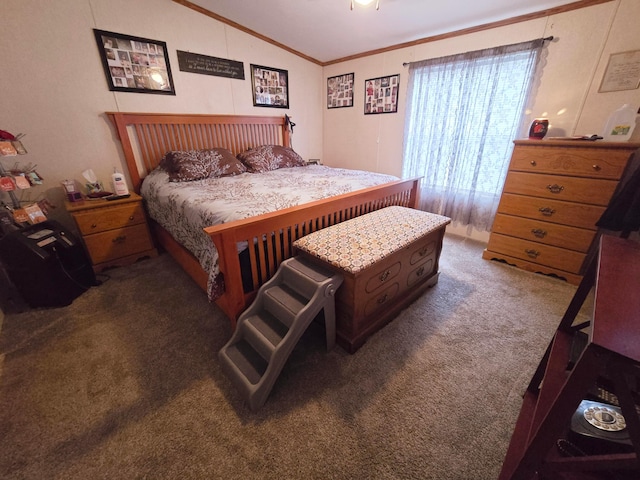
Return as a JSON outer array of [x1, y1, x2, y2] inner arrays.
[[160, 148, 246, 182], [237, 145, 306, 173]]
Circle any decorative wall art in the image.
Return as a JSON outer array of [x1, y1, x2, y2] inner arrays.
[[327, 73, 354, 109], [364, 74, 399, 114], [177, 50, 244, 80], [599, 49, 640, 92], [251, 64, 289, 108], [93, 29, 175, 95]]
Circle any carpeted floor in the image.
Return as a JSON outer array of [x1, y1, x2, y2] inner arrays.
[[0, 234, 590, 479]]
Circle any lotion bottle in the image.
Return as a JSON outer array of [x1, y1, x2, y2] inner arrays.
[[111, 167, 129, 195], [602, 104, 637, 142]]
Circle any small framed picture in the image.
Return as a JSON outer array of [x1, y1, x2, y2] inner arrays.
[[364, 74, 400, 115], [251, 64, 289, 108], [327, 73, 354, 109], [93, 29, 175, 95]]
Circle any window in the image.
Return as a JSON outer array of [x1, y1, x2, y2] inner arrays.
[[402, 39, 545, 231]]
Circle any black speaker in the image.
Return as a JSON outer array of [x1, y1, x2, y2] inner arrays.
[[0, 220, 97, 308]]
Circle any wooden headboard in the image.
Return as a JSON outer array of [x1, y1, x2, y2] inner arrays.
[[107, 112, 291, 192]]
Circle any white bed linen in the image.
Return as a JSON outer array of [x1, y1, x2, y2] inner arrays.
[[140, 164, 399, 300]]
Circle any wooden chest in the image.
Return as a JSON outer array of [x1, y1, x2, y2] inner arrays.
[[293, 206, 450, 353], [483, 140, 639, 284]]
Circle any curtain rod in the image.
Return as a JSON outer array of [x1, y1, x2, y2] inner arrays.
[[402, 35, 554, 67]]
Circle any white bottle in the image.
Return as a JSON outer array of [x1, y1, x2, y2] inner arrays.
[[602, 104, 637, 142], [111, 168, 129, 195]]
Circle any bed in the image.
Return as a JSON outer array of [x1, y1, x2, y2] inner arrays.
[[107, 112, 420, 326]]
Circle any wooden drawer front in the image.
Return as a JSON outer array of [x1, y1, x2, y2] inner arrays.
[[83, 224, 153, 264], [409, 238, 436, 265], [407, 258, 435, 288], [492, 214, 594, 253], [365, 261, 401, 293], [487, 233, 586, 273], [503, 172, 617, 206], [364, 282, 400, 316], [510, 146, 627, 179], [496, 193, 604, 230], [74, 203, 146, 235]]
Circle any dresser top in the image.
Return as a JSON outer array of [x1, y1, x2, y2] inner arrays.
[[514, 139, 640, 149]]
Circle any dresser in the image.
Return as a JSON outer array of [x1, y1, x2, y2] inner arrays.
[[66, 193, 157, 272], [483, 140, 640, 284]]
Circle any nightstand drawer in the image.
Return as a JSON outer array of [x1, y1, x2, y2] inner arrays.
[[83, 224, 153, 264], [73, 202, 146, 235]]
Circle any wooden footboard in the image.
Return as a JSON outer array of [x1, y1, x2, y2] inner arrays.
[[206, 177, 420, 325]]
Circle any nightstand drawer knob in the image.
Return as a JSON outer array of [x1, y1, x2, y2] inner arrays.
[[546, 184, 564, 194], [530, 160, 537, 166], [112, 235, 127, 244], [592, 164, 601, 171], [129, 215, 135, 221], [91, 223, 97, 229]]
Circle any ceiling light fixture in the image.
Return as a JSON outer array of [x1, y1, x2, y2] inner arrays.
[[350, 0, 380, 11]]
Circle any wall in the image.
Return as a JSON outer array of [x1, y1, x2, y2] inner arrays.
[[0, 0, 323, 228], [323, 0, 640, 240]]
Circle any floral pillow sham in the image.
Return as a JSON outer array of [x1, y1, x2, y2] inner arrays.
[[160, 148, 247, 182], [237, 145, 306, 173]]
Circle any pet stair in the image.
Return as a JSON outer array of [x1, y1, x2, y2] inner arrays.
[[218, 256, 343, 411]]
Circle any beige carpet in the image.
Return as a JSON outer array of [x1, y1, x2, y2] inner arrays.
[[0, 234, 588, 479]]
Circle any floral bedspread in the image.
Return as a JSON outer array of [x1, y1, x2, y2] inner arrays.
[[140, 165, 399, 300]]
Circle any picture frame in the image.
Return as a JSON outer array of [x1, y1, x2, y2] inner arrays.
[[93, 29, 175, 95], [251, 64, 289, 108], [327, 73, 354, 109], [364, 74, 400, 115]]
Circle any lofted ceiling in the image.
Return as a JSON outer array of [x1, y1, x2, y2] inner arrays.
[[179, 0, 605, 64]]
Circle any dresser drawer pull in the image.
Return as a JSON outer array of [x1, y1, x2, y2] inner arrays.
[[112, 235, 127, 244], [377, 294, 389, 305], [538, 207, 555, 216], [525, 249, 540, 259], [531, 228, 547, 238], [379, 270, 391, 282], [546, 184, 564, 194]]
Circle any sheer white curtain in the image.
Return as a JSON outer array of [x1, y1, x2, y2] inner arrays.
[[402, 39, 545, 232]]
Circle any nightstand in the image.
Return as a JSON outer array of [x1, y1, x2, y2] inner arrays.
[[65, 192, 157, 272]]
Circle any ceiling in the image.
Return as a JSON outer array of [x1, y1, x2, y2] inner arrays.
[[182, 0, 588, 64]]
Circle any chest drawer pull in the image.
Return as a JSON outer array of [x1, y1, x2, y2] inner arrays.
[[531, 228, 547, 238], [379, 270, 391, 282], [112, 235, 127, 244], [525, 249, 540, 259], [377, 294, 389, 305], [538, 207, 555, 216], [546, 184, 564, 194], [416, 266, 425, 277]]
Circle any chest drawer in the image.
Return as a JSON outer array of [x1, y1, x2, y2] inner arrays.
[[510, 146, 628, 179], [407, 258, 435, 288], [365, 261, 401, 293], [487, 233, 586, 274], [503, 172, 617, 206], [496, 193, 604, 230], [364, 282, 400, 316], [491, 213, 594, 253], [83, 224, 154, 264], [73, 202, 146, 235], [409, 237, 437, 265]]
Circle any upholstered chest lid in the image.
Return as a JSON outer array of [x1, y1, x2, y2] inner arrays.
[[293, 206, 450, 274]]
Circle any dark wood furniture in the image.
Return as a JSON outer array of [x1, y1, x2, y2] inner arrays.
[[293, 206, 450, 353], [483, 140, 639, 285], [107, 112, 420, 326], [65, 192, 157, 272], [499, 235, 640, 479]]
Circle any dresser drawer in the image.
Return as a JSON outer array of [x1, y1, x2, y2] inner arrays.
[[486, 233, 586, 273], [503, 172, 617, 206], [510, 145, 628, 179], [83, 223, 154, 264], [491, 213, 594, 253], [496, 193, 604, 230], [73, 202, 146, 235]]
